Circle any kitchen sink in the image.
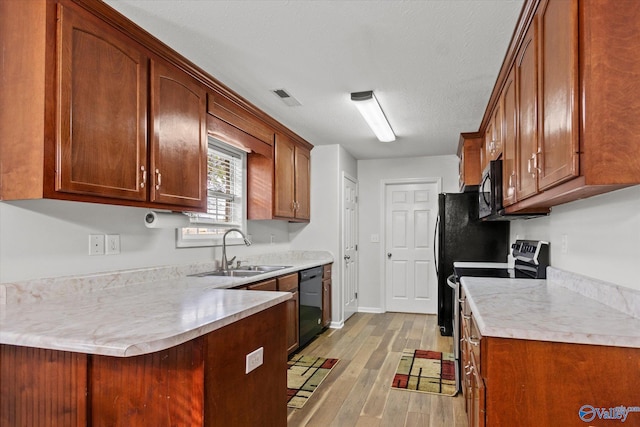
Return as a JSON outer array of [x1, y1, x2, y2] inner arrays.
[[190, 265, 291, 278], [191, 270, 263, 278], [239, 265, 291, 272]]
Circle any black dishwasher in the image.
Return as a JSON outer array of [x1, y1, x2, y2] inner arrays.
[[299, 266, 323, 348]]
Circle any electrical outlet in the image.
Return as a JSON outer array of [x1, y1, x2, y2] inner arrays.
[[106, 234, 121, 255], [89, 234, 105, 256], [561, 234, 569, 254], [245, 347, 264, 374]]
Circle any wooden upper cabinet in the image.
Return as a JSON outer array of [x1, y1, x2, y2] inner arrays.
[[1, 0, 313, 214], [273, 134, 310, 221], [294, 145, 311, 220], [483, 104, 503, 171], [274, 134, 296, 218], [150, 59, 207, 210], [481, 121, 492, 172], [537, 0, 579, 190], [457, 134, 482, 191], [57, 3, 148, 201], [515, 20, 539, 202], [502, 68, 517, 207], [490, 102, 503, 160], [206, 91, 274, 147]]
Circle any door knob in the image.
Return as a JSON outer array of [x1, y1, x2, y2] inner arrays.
[[344, 255, 351, 260], [387, 253, 392, 259]]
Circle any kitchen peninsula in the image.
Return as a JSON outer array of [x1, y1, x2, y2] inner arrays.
[[0, 251, 333, 426]]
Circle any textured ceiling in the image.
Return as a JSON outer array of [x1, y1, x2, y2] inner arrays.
[[105, 0, 524, 160]]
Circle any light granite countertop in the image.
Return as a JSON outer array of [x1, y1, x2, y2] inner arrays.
[[460, 269, 640, 348], [0, 251, 334, 357]]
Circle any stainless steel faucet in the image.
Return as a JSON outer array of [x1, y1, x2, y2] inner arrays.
[[221, 228, 252, 271]]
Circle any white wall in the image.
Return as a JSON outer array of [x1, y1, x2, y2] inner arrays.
[[290, 144, 357, 326], [511, 185, 640, 290], [0, 199, 290, 283], [356, 154, 459, 312]]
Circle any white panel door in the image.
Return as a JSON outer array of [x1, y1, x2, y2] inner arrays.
[[343, 174, 358, 321], [385, 181, 438, 314]]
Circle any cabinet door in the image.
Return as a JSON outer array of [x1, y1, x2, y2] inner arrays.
[[247, 278, 277, 291], [491, 102, 503, 160], [502, 68, 517, 206], [482, 122, 491, 172], [515, 20, 539, 201], [322, 279, 331, 328], [286, 291, 300, 354], [537, 0, 579, 190], [458, 136, 482, 190], [294, 145, 311, 220], [470, 352, 486, 427], [57, 4, 147, 201], [273, 134, 296, 218], [150, 59, 207, 210]]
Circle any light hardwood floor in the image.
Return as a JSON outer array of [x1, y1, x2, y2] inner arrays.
[[287, 312, 468, 427]]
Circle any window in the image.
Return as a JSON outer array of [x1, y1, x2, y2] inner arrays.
[[177, 138, 247, 247]]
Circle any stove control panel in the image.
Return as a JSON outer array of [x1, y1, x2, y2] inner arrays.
[[511, 240, 550, 266]]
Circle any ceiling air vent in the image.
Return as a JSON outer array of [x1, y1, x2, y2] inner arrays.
[[271, 88, 301, 107]]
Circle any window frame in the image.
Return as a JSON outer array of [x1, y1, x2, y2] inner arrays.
[[176, 138, 248, 248]]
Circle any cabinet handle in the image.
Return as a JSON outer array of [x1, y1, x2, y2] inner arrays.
[[155, 169, 161, 190], [507, 172, 516, 197], [462, 313, 471, 320], [468, 335, 480, 346], [464, 362, 473, 375], [140, 166, 147, 188]]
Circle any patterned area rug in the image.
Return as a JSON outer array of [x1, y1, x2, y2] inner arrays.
[[391, 349, 457, 396], [287, 355, 339, 409]]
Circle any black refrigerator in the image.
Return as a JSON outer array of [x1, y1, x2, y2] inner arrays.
[[436, 192, 509, 336]]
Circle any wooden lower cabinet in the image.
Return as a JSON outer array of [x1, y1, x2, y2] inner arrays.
[[204, 303, 287, 427], [0, 303, 287, 427], [0, 347, 88, 426], [247, 278, 277, 291], [277, 273, 300, 355], [463, 321, 640, 426], [322, 263, 332, 328]]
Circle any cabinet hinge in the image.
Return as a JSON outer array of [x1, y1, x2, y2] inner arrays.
[[355, 292, 358, 299], [355, 244, 358, 251]]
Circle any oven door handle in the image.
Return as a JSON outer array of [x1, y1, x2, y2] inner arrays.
[[446, 274, 457, 290]]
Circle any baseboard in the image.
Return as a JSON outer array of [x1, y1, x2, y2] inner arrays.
[[329, 320, 344, 329], [357, 306, 384, 314]]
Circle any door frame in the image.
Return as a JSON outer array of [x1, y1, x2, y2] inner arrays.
[[379, 177, 442, 313], [340, 172, 359, 325]]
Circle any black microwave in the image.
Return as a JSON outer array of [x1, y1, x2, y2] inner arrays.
[[478, 159, 549, 221]]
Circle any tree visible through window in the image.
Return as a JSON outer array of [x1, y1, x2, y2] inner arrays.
[[178, 138, 246, 246]]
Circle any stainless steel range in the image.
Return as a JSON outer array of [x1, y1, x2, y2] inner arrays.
[[448, 239, 550, 392]]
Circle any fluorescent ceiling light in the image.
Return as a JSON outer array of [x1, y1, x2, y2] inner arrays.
[[351, 91, 396, 142]]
